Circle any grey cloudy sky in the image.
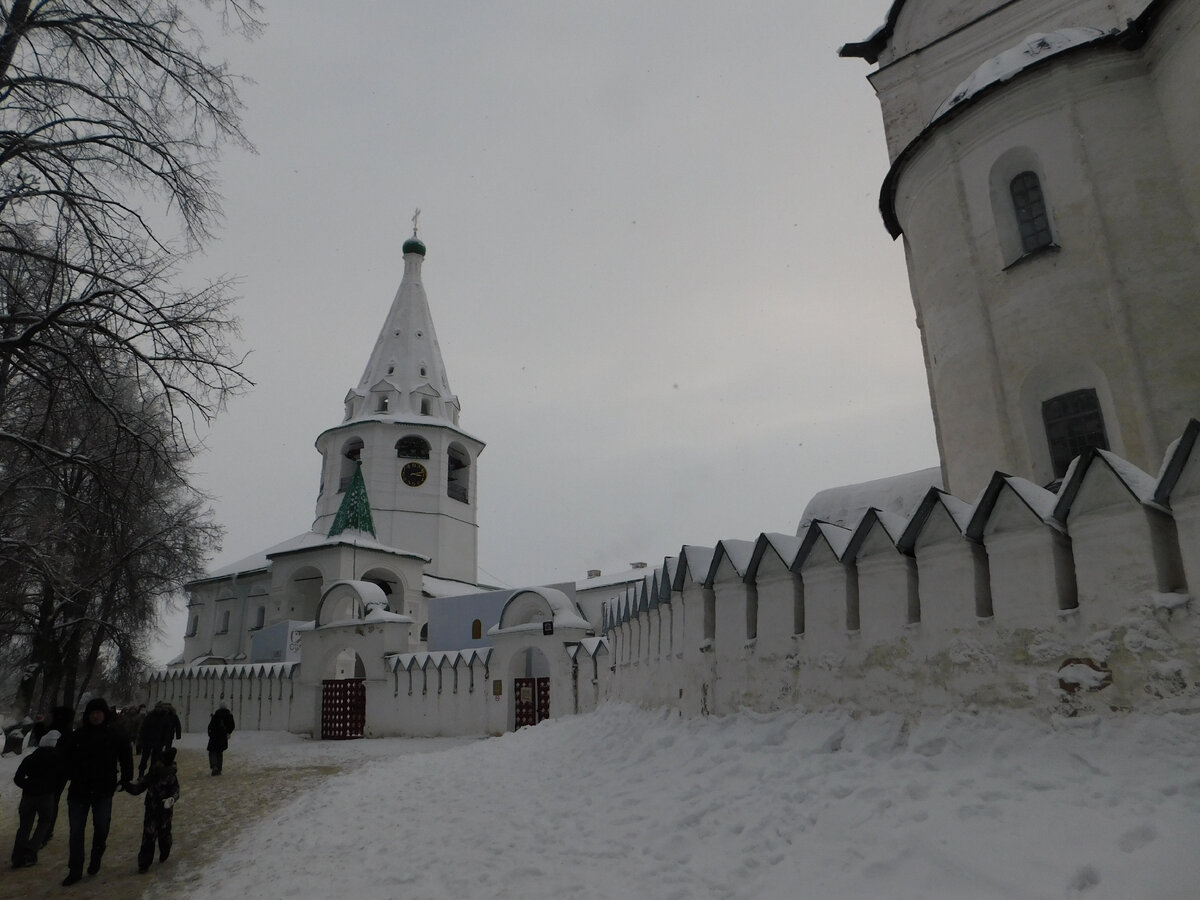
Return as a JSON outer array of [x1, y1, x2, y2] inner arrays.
[[158, 1, 938, 659]]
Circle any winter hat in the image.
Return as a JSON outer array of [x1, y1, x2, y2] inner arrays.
[[84, 697, 110, 717], [40, 729, 61, 748]]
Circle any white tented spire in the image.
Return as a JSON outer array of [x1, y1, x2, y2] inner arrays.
[[345, 217, 460, 425]]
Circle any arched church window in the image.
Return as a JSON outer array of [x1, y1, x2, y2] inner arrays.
[[420, 398, 431, 415], [472, 619, 482, 640], [252, 606, 266, 630], [376, 395, 389, 412], [419, 365, 427, 377], [396, 435, 431, 459], [338, 438, 364, 492], [419, 622, 429, 642], [186, 615, 198, 637], [1043, 389, 1109, 479], [1010, 171, 1053, 254], [447, 443, 470, 503], [217, 610, 230, 634]]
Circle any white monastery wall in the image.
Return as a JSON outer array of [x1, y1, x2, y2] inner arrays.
[[600, 429, 1200, 719]]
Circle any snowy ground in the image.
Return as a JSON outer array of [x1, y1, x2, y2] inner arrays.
[[3, 704, 1197, 899], [134, 704, 1200, 900]]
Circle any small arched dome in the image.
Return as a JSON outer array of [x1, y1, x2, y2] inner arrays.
[[402, 236, 426, 257], [317, 580, 389, 626], [496, 587, 591, 632]]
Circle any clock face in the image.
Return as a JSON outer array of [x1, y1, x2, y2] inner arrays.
[[401, 461, 427, 487]]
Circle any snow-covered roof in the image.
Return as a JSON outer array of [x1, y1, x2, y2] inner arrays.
[[966, 473, 1061, 542], [843, 507, 911, 561], [798, 520, 854, 564], [1153, 418, 1200, 507], [385, 647, 492, 673], [897, 488, 977, 553], [492, 587, 592, 634], [188, 530, 429, 586], [674, 546, 716, 589], [423, 573, 492, 598], [1053, 448, 1166, 523], [799, 467, 941, 534], [150, 662, 298, 680], [317, 414, 484, 447], [706, 539, 757, 585], [576, 566, 657, 591], [931, 29, 1110, 123]]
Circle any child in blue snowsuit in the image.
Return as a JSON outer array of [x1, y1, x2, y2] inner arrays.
[[126, 745, 180, 873]]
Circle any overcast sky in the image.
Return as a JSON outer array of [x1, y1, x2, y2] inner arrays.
[[157, 1, 939, 659]]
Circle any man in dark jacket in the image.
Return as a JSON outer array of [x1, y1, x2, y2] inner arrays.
[[10, 728, 66, 868], [206, 702, 236, 775], [59, 697, 133, 886], [137, 702, 182, 777]]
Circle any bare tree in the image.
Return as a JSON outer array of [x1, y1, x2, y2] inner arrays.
[[0, 0, 263, 459], [0, 1, 264, 712]]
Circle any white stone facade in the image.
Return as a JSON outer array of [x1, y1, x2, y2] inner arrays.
[[159, 0, 1199, 738], [603, 426, 1200, 718], [848, 0, 1200, 499]]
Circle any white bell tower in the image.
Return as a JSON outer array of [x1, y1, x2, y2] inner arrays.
[[312, 215, 485, 584]]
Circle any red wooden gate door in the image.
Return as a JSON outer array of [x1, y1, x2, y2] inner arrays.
[[514, 676, 551, 728], [321, 678, 365, 739]]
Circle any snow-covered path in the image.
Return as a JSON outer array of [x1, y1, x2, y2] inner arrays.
[[158, 705, 1199, 899]]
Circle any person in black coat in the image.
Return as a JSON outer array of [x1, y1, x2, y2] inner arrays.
[[137, 702, 182, 777], [10, 729, 67, 868], [126, 746, 180, 873], [206, 703, 236, 775], [59, 697, 133, 886], [40, 706, 75, 845]]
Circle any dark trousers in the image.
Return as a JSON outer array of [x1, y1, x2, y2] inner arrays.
[[139, 745, 162, 776], [44, 783, 65, 842], [11, 792, 55, 866], [137, 809, 173, 870], [208, 749, 223, 774], [67, 796, 112, 876]]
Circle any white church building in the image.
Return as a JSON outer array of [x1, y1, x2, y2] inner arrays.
[[151, 0, 1200, 736]]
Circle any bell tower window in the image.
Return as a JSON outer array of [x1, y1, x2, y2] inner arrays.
[[396, 435, 431, 459], [338, 439, 364, 492], [447, 442, 470, 503], [1043, 389, 1109, 479], [1010, 171, 1053, 254]]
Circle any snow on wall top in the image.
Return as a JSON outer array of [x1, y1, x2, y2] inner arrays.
[[799, 467, 941, 534], [930, 28, 1110, 123]]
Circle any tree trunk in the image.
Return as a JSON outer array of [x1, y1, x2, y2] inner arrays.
[[0, 0, 32, 84]]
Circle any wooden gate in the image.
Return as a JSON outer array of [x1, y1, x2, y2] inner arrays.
[[514, 676, 551, 728], [321, 678, 365, 739]]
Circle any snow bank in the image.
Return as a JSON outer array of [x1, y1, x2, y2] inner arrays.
[[156, 704, 1200, 900]]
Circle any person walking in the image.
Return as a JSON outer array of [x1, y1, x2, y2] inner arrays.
[[206, 702, 236, 775], [136, 702, 180, 776], [10, 729, 66, 868], [126, 746, 180, 873], [59, 698, 133, 886]]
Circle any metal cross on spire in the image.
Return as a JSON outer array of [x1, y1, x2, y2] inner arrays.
[[411, 207, 421, 236]]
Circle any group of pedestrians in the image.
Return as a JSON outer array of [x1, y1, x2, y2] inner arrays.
[[8, 697, 234, 887]]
